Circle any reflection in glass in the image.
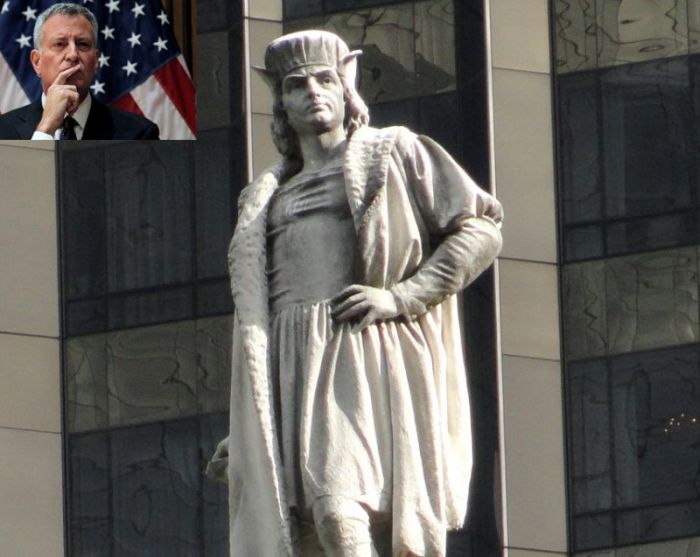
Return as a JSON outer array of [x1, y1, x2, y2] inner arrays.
[[552, 0, 597, 73], [66, 316, 232, 433], [568, 345, 700, 550], [563, 247, 700, 361], [553, 0, 691, 73], [69, 414, 229, 556], [289, 0, 456, 104], [557, 53, 700, 263], [606, 248, 699, 354], [601, 59, 693, 221], [597, 0, 689, 67], [557, 71, 602, 226], [60, 141, 239, 336]]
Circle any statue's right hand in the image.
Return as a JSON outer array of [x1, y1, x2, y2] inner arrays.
[[36, 65, 81, 135], [205, 436, 229, 484]]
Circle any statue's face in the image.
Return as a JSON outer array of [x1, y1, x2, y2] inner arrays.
[[281, 65, 345, 136]]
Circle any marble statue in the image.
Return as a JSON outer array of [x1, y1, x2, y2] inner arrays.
[[208, 30, 503, 557]]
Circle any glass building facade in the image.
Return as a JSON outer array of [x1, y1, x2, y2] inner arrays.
[[59, 4, 246, 554], [553, 0, 700, 553]]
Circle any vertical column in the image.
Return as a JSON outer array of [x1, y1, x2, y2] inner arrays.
[[486, 1, 568, 556], [0, 141, 64, 556], [243, 0, 283, 178]]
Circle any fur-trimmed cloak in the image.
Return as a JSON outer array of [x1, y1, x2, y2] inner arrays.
[[225, 126, 503, 556]]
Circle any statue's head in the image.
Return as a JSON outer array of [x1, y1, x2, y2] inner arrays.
[[257, 30, 370, 160]]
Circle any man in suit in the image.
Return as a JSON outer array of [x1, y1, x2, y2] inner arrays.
[[0, 2, 158, 140]]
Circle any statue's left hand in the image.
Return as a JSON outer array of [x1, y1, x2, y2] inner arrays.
[[331, 285, 399, 332]]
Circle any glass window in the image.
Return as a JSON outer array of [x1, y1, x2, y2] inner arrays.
[[60, 139, 241, 336], [569, 346, 700, 550], [553, 0, 691, 74], [62, 6, 244, 555], [554, 1, 700, 552], [69, 414, 229, 556]]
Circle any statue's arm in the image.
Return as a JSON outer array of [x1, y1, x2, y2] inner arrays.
[[389, 133, 503, 317]]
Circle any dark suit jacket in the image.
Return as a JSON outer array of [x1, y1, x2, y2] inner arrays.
[[0, 97, 159, 139]]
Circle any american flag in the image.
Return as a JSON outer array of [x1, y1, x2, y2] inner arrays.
[[0, 0, 196, 139]]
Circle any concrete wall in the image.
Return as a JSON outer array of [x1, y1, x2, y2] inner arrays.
[[243, 0, 283, 177], [487, 1, 568, 555], [0, 141, 64, 556]]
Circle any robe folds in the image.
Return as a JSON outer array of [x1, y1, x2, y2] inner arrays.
[[225, 126, 503, 556]]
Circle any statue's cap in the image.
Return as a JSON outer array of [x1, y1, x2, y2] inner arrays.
[[261, 30, 361, 84]]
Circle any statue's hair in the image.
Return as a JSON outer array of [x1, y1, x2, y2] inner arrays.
[[270, 73, 370, 161], [34, 2, 98, 49]]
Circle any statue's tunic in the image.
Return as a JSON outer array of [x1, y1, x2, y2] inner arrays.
[[267, 162, 393, 514], [226, 126, 503, 557]]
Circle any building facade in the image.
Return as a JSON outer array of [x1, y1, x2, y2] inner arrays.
[[0, 1, 697, 556]]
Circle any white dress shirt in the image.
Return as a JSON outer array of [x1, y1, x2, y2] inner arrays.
[[31, 94, 92, 140]]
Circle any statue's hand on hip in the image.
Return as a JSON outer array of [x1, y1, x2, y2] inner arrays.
[[205, 436, 229, 484], [331, 284, 400, 332]]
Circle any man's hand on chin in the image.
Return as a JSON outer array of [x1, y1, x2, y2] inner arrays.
[[36, 65, 82, 135]]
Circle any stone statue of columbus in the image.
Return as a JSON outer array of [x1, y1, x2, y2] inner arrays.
[[208, 29, 503, 556]]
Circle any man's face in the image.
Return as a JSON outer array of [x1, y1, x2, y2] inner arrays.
[[281, 65, 345, 136], [30, 14, 98, 100]]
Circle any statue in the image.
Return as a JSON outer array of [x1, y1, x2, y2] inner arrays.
[[208, 30, 503, 557]]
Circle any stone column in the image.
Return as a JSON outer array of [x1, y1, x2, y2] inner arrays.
[[0, 141, 64, 556], [487, 1, 569, 555], [244, 0, 284, 177]]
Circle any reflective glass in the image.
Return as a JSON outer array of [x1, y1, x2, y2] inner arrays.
[[562, 247, 700, 361], [567, 345, 700, 550], [564, 224, 605, 262], [69, 414, 229, 556], [557, 71, 602, 226], [572, 513, 615, 552], [66, 316, 232, 433], [553, 0, 691, 73], [596, 0, 689, 68], [569, 360, 612, 515], [605, 211, 700, 257], [63, 7, 244, 555], [600, 59, 694, 221], [290, 0, 456, 105], [554, 0, 700, 553], [61, 138, 241, 335]]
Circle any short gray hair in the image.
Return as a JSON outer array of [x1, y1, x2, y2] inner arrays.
[[33, 2, 98, 49]]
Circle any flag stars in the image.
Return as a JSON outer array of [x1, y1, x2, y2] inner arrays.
[[15, 33, 31, 48], [101, 25, 115, 40], [132, 2, 145, 18], [105, 0, 119, 13], [122, 60, 137, 76], [127, 32, 141, 47], [21, 5, 36, 20], [156, 9, 168, 25], [1, 2, 10, 14], [90, 80, 105, 95], [82, 0, 93, 3], [153, 37, 167, 52], [98, 53, 110, 67]]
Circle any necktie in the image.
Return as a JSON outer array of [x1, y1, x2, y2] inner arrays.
[[60, 116, 77, 140]]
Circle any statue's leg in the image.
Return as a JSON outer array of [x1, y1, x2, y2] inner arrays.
[[311, 495, 379, 557]]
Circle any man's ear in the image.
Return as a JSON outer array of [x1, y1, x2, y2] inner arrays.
[[30, 49, 41, 76]]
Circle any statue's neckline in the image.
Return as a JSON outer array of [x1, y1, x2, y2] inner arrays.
[[283, 160, 343, 187]]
